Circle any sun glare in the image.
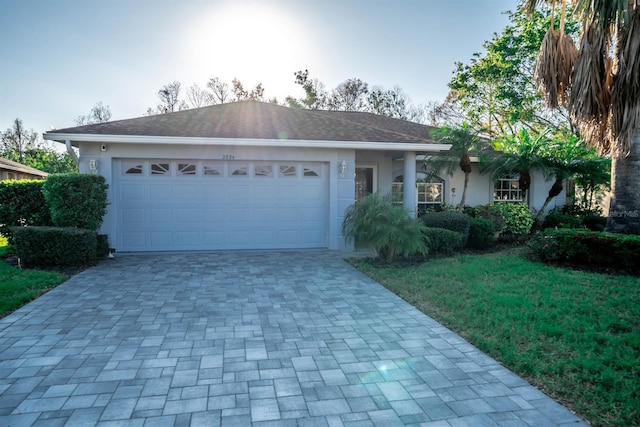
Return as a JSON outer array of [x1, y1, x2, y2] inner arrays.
[[183, 1, 312, 99]]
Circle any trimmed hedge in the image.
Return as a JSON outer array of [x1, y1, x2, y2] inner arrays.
[[97, 234, 110, 258], [528, 228, 640, 273], [467, 217, 496, 250], [0, 180, 51, 243], [423, 227, 463, 256], [421, 211, 470, 247], [542, 207, 607, 232], [42, 174, 108, 230], [12, 226, 97, 267]]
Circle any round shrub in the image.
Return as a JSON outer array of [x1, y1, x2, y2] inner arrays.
[[420, 211, 470, 246], [42, 174, 108, 230], [491, 203, 534, 235], [467, 217, 496, 250], [422, 227, 463, 256], [465, 204, 504, 235]]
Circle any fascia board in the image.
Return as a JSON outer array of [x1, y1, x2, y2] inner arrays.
[[44, 133, 451, 152]]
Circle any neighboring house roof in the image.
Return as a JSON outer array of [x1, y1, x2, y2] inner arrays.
[[44, 101, 448, 152], [0, 157, 48, 178]]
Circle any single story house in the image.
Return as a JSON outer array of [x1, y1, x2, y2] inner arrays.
[[44, 100, 564, 252], [0, 157, 48, 180]]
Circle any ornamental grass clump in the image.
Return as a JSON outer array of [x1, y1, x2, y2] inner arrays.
[[342, 192, 427, 261]]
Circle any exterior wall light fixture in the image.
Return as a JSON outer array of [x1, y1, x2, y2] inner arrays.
[[339, 160, 347, 178]]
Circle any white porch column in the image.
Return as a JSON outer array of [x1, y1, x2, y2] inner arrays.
[[403, 151, 417, 218]]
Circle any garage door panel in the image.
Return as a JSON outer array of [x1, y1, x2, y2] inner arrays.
[[174, 209, 199, 223], [254, 230, 276, 244], [148, 184, 172, 199], [300, 207, 324, 222], [149, 209, 172, 223], [301, 230, 323, 244], [121, 184, 145, 200], [122, 232, 146, 248], [173, 185, 202, 201], [226, 208, 252, 221], [116, 160, 327, 251], [202, 231, 225, 245], [149, 232, 172, 247], [176, 232, 199, 246], [121, 208, 145, 224], [202, 186, 226, 199], [201, 208, 225, 222]]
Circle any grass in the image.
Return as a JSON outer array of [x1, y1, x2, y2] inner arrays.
[[0, 236, 68, 318], [351, 248, 640, 427]]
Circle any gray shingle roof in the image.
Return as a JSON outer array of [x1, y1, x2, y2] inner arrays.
[[47, 100, 437, 144], [0, 157, 48, 177]]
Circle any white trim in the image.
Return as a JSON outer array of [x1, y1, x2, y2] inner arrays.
[[44, 133, 451, 152]]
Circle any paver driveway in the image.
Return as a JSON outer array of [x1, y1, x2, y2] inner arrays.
[[0, 251, 586, 426]]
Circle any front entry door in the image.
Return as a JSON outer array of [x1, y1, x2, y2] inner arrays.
[[355, 165, 377, 201]]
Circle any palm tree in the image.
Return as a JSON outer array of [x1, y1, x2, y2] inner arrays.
[[426, 123, 485, 212], [523, 0, 640, 234], [535, 135, 610, 221], [481, 128, 551, 202]]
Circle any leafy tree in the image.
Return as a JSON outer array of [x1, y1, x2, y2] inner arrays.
[[75, 102, 112, 126], [287, 70, 427, 122], [285, 69, 328, 110], [523, 1, 640, 234], [1, 118, 39, 163], [23, 147, 78, 174], [231, 79, 265, 101], [328, 78, 369, 111], [368, 86, 425, 122], [426, 123, 486, 211], [444, 8, 578, 137], [2, 118, 77, 173]]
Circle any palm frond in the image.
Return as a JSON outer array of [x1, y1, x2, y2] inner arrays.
[[609, 5, 640, 157], [568, 18, 614, 153], [534, 25, 579, 108], [573, 0, 630, 30]]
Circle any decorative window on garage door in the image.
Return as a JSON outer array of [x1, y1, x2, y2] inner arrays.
[[279, 165, 297, 177], [203, 162, 223, 176], [151, 163, 170, 175], [303, 164, 320, 177], [123, 161, 143, 175], [178, 163, 196, 175], [254, 164, 273, 177], [231, 165, 248, 176]]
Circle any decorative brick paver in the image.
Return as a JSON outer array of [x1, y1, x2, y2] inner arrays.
[[0, 251, 587, 426]]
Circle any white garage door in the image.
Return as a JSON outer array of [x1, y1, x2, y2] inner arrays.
[[114, 159, 328, 251]]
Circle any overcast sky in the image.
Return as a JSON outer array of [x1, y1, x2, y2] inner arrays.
[[0, 0, 516, 139]]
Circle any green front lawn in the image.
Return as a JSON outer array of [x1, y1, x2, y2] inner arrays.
[[351, 248, 640, 427], [0, 236, 67, 318]]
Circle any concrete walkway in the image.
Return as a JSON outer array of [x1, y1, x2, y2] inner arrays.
[[0, 251, 587, 426]]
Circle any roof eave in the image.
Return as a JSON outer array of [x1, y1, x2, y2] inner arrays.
[[44, 133, 451, 152]]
